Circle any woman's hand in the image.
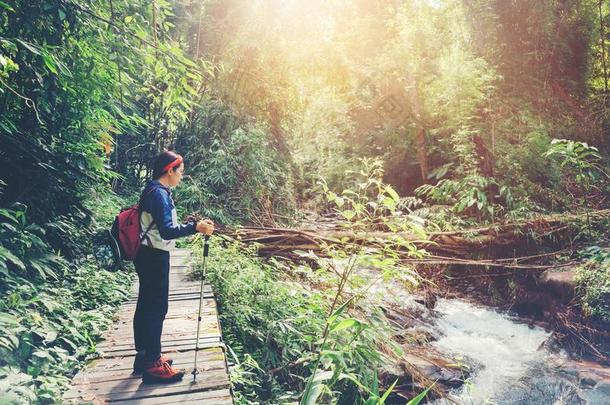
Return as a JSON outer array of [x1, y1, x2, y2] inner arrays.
[[196, 219, 215, 236]]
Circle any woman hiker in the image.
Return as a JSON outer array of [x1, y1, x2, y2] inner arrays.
[[132, 150, 214, 384]]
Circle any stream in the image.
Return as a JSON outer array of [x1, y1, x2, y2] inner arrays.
[[428, 299, 610, 405], [336, 258, 610, 404]]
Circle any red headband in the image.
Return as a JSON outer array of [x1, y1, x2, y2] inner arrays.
[[162, 155, 183, 174]]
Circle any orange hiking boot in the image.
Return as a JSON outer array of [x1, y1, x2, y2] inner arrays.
[[142, 358, 184, 384], [133, 352, 173, 373]]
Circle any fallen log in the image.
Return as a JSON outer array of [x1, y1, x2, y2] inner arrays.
[[224, 209, 610, 265]]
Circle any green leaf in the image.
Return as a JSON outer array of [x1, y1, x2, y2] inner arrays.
[[0, 312, 19, 326], [54, 58, 72, 77], [42, 53, 58, 74], [32, 350, 51, 359], [406, 384, 434, 405], [385, 185, 400, 202], [327, 295, 356, 326], [0, 246, 26, 271], [0, 208, 19, 223], [17, 39, 40, 55], [382, 197, 396, 210], [338, 372, 374, 394], [341, 210, 355, 220], [0, 336, 19, 351], [0, 1, 14, 11], [455, 200, 467, 212], [330, 318, 361, 333], [379, 378, 398, 403], [300, 370, 333, 405], [319, 350, 346, 368]]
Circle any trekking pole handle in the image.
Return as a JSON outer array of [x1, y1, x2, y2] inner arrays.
[[203, 235, 210, 257]]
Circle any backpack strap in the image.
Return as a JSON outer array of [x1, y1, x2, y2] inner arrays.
[[140, 220, 156, 242], [137, 186, 163, 210]]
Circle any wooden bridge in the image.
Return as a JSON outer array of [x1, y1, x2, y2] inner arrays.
[[64, 248, 233, 404]]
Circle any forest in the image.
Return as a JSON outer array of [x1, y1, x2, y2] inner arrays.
[[1, 0, 609, 404]]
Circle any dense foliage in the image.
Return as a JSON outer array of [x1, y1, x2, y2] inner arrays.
[[174, 0, 609, 221], [3, 0, 609, 226], [0, 188, 133, 402], [575, 245, 610, 321], [187, 237, 403, 404], [175, 101, 296, 224]]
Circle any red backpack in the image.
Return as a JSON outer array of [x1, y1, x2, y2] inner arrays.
[[110, 187, 159, 261]]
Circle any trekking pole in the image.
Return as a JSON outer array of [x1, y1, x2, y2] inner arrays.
[[192, 235, 210, 382]]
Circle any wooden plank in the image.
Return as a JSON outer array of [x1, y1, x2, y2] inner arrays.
[[99, 320, 217, 340], [129, 281, 208, 293], [71, 362, 227, 388], [72, 361, 227, 385], [129, 286, 213, 296], [104, 323, 220, 339], [102, 318, 219, 338], [72, 349, 226, 380], [123, 295, 215, 306], [97, 335, 223, 355], [126, 284, 201, 294], [102, 315, 219, 335], [120, 299, 215, 312], [128, 275, 206, 284], [129, 288, 210, 295], [167, 264, 191, 269], [169, 256, 191, 262], [120, 298, 215, 310], [100, 319, 220, 341], [105, 302, 217, 321], [64, 370, 230, 402], [71, 348, 225, 380], [100, 333, 223, 350], [98, 335, 222, 357], [112, 388, 232, 404], [120, 299, 216, 312], [98, 332, 222, 352], [68, 369, 229, 400], [120, 299, 215, 311]]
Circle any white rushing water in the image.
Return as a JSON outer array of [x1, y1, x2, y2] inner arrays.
[[337, 259, 609, 404], [429, 299, 608, 405], [431, 299, 550, 403]]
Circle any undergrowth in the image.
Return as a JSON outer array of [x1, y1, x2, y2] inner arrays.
[[0, 187, 134, 403], [575, 245, 610, 322], [187, 236, 402, 404]]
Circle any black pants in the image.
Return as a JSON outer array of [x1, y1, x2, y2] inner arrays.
[[133, 245, 170, 362]]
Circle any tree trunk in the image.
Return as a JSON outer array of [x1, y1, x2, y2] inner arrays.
[[415, 127, 428, 183], [269, 103, 290, 156], [409, 78, 429, 183], [600, 0, 609, 93]]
